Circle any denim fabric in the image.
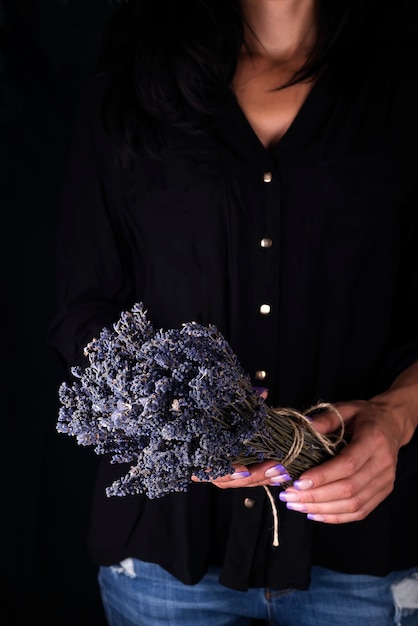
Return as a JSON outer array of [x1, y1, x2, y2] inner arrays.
[[98, 558, 418, 626]]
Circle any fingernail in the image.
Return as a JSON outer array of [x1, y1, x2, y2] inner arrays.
[[279, 491, 300, 503], [307, 514, 325, 522], [264, 464, 287, 478], [231, 471, 251, 480], [269, 473, 291, 484], [253, 387, 268, 396], [286, 502, 308, 512], [293, 478, 314, 490]]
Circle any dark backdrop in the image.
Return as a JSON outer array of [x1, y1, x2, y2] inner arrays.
[[1, 1, 116, 623], [1, 2, 418, 625]]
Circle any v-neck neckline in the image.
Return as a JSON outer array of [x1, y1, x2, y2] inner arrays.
[[227, 67, 332, 157]]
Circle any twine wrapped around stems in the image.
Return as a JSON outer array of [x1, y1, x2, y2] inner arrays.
[[235, 401, 346, 547], [234, 401, 346, 481]]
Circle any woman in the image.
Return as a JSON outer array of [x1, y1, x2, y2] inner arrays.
[[49, 0, 418, 624]]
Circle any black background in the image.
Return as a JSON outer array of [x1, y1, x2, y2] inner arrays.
[[1, 1, 417, 625], [2, 1, 116, 623]]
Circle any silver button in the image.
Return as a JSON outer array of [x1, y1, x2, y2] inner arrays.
[[263, 172, 273, 183], [244, 498, 256, 509], [260, 304, 271, 315], [260, 238, 273, 248], [255, 370, 267, 380]]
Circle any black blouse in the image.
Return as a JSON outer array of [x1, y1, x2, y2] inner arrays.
[[49, 36, 418, 591]]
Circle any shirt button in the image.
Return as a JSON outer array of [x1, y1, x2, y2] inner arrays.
[[255, 370, 267, 380], [244, 498, 256, 509], [260, 238, 273, 248], [263, 172, 273, 183], [260, 304, 271, 315]]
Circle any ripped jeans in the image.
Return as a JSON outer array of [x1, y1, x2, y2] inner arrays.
[[98, 559, 418, 626]]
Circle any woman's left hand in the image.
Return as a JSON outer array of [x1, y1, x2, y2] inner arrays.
[[276, 398, 406, 524], [278, 359, 418, 524]]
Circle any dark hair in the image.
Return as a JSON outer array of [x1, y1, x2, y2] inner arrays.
[[96, 0, 385, 160]]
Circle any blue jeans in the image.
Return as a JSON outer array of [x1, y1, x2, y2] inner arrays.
[[98, 558, 418, 626]]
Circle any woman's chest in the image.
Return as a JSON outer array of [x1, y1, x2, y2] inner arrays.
[[231, 56, 315, 149]]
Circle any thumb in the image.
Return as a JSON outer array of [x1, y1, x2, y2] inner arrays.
[[306, 402, 353, 437], [253, 386, 269, 400]]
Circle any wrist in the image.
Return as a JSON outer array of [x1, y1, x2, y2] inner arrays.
[[370, 386, 418, 448]]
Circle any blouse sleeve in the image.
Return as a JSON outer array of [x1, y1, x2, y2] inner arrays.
[[379, 181, 418, 387], [48, 77, 133, 370]]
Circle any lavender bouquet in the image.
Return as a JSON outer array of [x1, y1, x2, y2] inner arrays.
[[57, 302, 344, 499]]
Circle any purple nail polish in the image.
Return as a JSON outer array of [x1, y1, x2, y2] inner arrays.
[[307, 514, 325, 522], [264, 464, 287, 477], [293, 478, 314, 490], [286, 502, 308, 512], [269, 473, 292, 484], [231, 471, 251, 480], [279, 491, 300, 503]]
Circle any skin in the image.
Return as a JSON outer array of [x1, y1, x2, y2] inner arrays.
[[232, 0, 318, 148], [192, 0, 418, 524]]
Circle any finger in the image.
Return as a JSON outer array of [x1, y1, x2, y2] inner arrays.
[[280, 454, 395, 520], [295, 439, 369, 490], [304, 424, 397, 498], [215, 467, 252, 484], [253, 386, 269, 400], [307, 402, 355, 436], [191, 464, 250, 483], [303, 484, 391, 524], [285, 469, 389, 513], [210, 460, 290, 489], [281, 467, 385, 507], [285, 443, 395, 504], [298, 414, 395, 487]]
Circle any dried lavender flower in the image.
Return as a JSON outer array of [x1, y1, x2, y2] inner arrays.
[[57, 302, 345, 499]]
